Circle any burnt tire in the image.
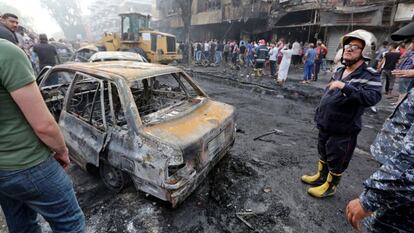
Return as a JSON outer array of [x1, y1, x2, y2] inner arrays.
[[99, 162, 130, 193]]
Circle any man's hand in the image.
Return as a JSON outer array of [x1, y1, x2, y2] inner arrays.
[[346, 198, 372, 232], [327, 80, 345, 90], [54, 147, 70, 170], [392, 69, 414, 78]]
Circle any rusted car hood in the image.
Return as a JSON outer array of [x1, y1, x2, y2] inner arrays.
[[143, 100, 234, 148]]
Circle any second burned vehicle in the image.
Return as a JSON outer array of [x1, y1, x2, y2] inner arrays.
[[37, 61, 236, 207]]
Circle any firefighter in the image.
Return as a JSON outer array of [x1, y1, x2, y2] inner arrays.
[[301, 29, 382, 198], [254, 39, 269, 77]]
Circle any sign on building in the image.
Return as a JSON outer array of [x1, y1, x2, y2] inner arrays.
[[395, 3, 414, 22]]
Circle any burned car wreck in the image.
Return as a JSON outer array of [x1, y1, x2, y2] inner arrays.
[[38, 61, 236, 207]]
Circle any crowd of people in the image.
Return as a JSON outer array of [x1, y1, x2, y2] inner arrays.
[[187, 34, 413, 103], [187, 38, 330, 86], [372, 39, 414, 106]]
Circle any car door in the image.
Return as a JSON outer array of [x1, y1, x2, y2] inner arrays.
[[59, 72, 107, 167]]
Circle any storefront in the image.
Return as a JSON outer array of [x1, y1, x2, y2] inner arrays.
[[273, 9, 322, 43], [320, 5, 386, 60], [393, 2, 414, 35]]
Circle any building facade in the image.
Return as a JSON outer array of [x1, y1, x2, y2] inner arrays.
[[153, 0, 414, 60], [87, 0, 152, 40]]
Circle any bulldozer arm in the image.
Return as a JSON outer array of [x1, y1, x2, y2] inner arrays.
[[98, 33, 121, 51]]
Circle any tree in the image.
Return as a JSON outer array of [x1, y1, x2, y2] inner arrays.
[[175, 0, 193, 65], [40, 0, 85, 40]]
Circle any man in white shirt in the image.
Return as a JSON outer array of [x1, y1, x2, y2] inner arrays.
[[292, 40, 301, 67], [204, 41, 210, 61], [269, 43, 279, 77]]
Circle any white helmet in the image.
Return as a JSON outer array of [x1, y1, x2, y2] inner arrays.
[[341, 29, 377, 61]]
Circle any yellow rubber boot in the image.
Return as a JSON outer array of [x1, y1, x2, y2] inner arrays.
[[301, 160, 328, 186], [307, 172, 342, 198]]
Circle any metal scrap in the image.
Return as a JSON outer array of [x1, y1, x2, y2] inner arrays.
[[253, 128, 284, 141], [236, 212, 255, 230]]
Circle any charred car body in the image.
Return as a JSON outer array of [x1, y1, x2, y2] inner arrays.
[[38, 61, 236, 207]]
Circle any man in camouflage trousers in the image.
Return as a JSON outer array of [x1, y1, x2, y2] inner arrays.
[[346, 17, 414, 233]]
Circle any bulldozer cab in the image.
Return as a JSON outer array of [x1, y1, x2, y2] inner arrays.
[[120, 13, 150, 41], [119, 12, 182, 64]]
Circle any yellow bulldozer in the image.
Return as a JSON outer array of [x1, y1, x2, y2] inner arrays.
[[77, 12, 182, 64]]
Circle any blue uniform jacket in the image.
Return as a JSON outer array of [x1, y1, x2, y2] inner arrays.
[[360, 88, 414, 232], [314, 63, 382, 135]]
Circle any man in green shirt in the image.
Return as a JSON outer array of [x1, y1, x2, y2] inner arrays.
[[0, 39, 84, 232]]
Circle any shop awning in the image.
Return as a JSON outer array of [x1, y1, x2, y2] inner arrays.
[[320, 5, 384, 27], [274, 23, 318, 28]]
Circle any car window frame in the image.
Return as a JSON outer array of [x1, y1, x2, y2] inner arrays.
[[65, 72, 108, 132], [173, 72, 208, 97], [39, 69, 76, 89], [36, 66, 52, 84]]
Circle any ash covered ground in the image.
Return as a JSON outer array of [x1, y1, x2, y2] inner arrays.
[[1, 66, 391, 233]]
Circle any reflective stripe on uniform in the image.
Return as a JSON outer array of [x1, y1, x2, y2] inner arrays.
[[348, 79, 382, 86]]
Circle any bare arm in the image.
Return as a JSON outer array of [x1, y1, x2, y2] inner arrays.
[[392, 69, 414, 78], [10, 81, 70, 168], [377, 58, 385, 71]]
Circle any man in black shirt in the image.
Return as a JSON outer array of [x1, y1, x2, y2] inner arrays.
[[33, 34, 61, 70], [0, 13, 19, 44], [378, 43, 401, 96], [215, 40, 224, 65], [195, 42, 202, 63], [239, 42, 247, 66]]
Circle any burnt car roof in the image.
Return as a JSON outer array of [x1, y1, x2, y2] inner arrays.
[[88, 51, 146, 63], [54, 61, 182, 83]]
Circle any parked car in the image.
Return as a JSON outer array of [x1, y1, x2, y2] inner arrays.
[[37, 61, 236, 207], [88, 51, 147, 63], [70, 44, 100, 62], [50, 41, 75, 63]]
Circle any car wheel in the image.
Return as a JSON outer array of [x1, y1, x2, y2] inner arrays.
[[99, 162, 130, 192]]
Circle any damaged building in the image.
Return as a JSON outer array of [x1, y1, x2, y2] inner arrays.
[[153, 0, 272, 42], [153, 0, 414, 60]]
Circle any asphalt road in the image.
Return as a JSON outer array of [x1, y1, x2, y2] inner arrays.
[[1, 69, 389, 233]]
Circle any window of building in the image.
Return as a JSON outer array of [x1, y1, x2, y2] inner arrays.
[[166, 2, 180, 16], [198, 0, 221, 12]]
